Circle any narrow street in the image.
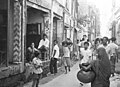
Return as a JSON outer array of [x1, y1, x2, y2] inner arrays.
[[39, 62, 82, 87], [35, 62, 120, 87]]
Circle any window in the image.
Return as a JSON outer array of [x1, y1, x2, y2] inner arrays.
[[0, 0, 8, 67]]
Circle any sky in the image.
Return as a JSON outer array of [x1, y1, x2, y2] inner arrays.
[[87, 0, 113, 38]]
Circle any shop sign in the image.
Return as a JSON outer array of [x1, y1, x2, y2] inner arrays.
[[53, 1, 63, 17], [64, 14, 70, 26], [28, 0, 52, 9]]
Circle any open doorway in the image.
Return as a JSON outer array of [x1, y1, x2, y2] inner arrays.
[[26, 7, 45, 62]]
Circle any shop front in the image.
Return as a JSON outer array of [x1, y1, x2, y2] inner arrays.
[[26, 0, 51, 61]]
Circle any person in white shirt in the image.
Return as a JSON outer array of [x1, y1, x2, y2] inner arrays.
[[80, 42, 92, 64], [38, 34, 49, 60], [50, 40, 59, 75], [32, 52, 43, 87], [107, 37, 118, 76], [38, 34, 49, 49], [79, 42, 92, 86], [62, 41, 71, 74]]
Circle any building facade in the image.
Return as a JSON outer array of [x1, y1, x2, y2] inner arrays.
[[0, 0, 79, 86], [110, 0, 120, 45]]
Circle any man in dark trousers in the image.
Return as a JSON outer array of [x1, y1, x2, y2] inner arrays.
[[50, 40, 60, 75]]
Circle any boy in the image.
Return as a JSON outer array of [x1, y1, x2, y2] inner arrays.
[[32, 52, 43, 87]]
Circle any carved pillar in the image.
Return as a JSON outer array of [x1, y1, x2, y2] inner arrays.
[[13, 0, 22, 62], [44, 14, 50, 40]]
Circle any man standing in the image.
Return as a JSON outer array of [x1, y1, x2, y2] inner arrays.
[[107, 37, 118, 76], [102, 37, 109, 51], [38, 34, 49, 60], [50, 40, 59, 75]]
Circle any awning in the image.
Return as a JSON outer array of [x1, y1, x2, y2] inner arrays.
[[27, 1, 50, 13]]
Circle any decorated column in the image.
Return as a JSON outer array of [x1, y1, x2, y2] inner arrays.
[[44, 14, 50, 40], [13, 0, 22, 62]]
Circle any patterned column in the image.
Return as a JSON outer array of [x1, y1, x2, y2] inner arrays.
[[44, 14, 50, 40], [13, 0, 22, 62]]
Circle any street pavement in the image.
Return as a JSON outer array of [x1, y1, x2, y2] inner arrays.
[[24, 61, 120, 87], [39, 62, 81, 87]]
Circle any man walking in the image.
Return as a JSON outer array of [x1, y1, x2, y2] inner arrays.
[[50, 40, 59, 75]]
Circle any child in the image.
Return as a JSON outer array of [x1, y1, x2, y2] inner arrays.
[[62, 41, 71, 74], [32, 51, 43, 87]]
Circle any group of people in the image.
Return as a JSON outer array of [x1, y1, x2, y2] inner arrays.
[[27, 34, 49, 63], [26, 34, 49, 87], [26, 32, 119, 87], [26, 33, 73, 87], [50, 38, 73, 75], [77, 35, 119, 87], [94, 37, 119, 77]]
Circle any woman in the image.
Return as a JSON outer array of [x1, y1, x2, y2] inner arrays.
[[91, 47, 111, 87]]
